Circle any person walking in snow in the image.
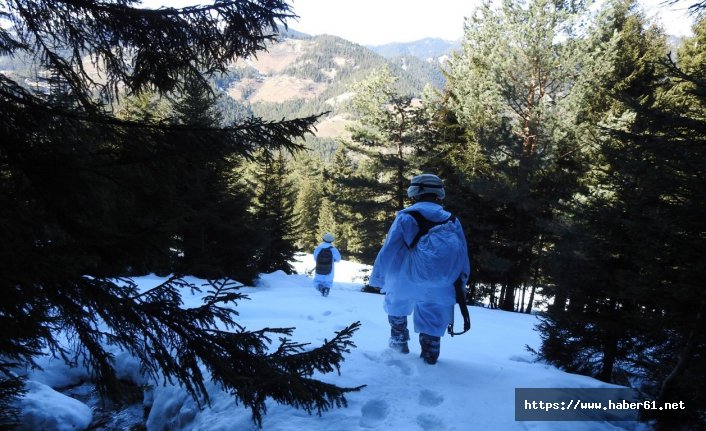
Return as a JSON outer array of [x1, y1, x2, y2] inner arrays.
[[313, 232, 341, 297], [368, 174, 470, 364]]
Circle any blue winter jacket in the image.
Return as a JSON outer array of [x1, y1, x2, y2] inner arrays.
[[369, 202, 471, 310]]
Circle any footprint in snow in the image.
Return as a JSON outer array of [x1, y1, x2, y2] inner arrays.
[[322, 310, 332, 316], [383, 358, 413, 376], [359, 399, 389, 428], [362, 352, 378, 363], [416, 413, 445, 430], [418, 389, 444, 407], [363, 351, 415, 376]]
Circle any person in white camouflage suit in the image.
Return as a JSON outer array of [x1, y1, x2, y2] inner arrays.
[[312, 232, 341, 297], [368, 174, 470, 364]]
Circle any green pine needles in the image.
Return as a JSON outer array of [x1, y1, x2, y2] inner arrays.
[[0, 0, 362, 427]]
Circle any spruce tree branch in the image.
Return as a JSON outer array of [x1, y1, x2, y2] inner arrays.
[[38, 276, 362, 427], [274, 322, 362, 377], [5, 0, 296, 101]]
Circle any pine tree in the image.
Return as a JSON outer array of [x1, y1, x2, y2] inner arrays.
[[117, 91, 172, 124], [169, 79, 260, 280], [249, 150, 300, 274], [327, 145, 361, 257], [538, 0, 667, 382], [316, 196, 338, 244], [611, 16, 706, 429], [292, 151, 325, 250], [172, 78, 223, 127], [443, 0, 587, 311], [539, 0, 669, 376], [170, 79, 222, 277], [412, 84, 497, 305], [0, 0, 361, 426], [347, 65, 421, 210], [340, 66, 428, 261], [538, 1, 706, 428]]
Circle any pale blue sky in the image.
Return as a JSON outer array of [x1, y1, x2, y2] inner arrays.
[[145, 0, 695, 46], [290, 0, 695, 45]]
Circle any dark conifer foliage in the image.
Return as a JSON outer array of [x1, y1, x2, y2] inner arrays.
[[442, 0, 587, 312], [538, 5, 706, 429], [606, 52, 706, 430], [335, 66, 428, 261], [411, 97, 498, 305], [169, 79, 261, 281], [0, 378, 23, 429], [536, 0, 668, 386], [0, 0, 360, 426], [249, 149, 300, 274]]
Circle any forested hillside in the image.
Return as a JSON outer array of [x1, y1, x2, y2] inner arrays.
[[217, 32, 446, 149]]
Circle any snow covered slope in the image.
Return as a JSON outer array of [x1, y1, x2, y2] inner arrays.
[[18, 254, 645, 431]]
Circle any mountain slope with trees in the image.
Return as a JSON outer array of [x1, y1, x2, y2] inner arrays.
[[215, 32, 447, 138]]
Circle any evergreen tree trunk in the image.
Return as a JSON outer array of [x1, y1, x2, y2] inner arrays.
[[517, 283, 527, 313], [598, 329, 618, 383], [501, 282, 515, 312], [526, 285, 536, 314]]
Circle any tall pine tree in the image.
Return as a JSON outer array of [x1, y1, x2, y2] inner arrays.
[[292, 150, 325, 250], [249, 149, 300, 274], [539, 1, 706, 428], [169, 78, 260, 280], [340, 66, 428, 261], [0, 0, 361, 426], [443, 0, 587, 311], [327, 145, 363, 258]]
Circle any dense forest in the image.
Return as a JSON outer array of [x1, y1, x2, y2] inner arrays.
[[1, 0, 705, 430]]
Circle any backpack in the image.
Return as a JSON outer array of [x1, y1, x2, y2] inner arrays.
[[404, 210, 464, 288], [405, 210, 471, 336], [315, 247, 334, 275]]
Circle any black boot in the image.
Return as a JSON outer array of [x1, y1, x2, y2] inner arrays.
[[419, 333, 440, 364]]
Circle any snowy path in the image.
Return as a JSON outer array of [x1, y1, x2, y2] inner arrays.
[[23, 257, 644, 431], [145, 269, 642, 431]]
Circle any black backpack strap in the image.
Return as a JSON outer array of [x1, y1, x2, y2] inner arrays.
[[406, 211, 432, 249], [405, 210, 456, 249]]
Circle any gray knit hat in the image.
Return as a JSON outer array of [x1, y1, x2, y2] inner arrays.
[[322, 232, 335, 243], [407, 174, 445, 199]]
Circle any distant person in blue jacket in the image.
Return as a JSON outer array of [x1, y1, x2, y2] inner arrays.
[[313, 232, 341, 297], [368, 174, 470, 364]]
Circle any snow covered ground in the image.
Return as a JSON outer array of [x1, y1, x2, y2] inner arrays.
[[16, 254, 647, 430]]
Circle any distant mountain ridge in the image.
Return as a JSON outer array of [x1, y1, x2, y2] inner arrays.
[[366, 37, 461, 61]]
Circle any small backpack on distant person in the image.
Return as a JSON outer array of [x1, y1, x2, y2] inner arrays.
[[315, 247, 334, 275]]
